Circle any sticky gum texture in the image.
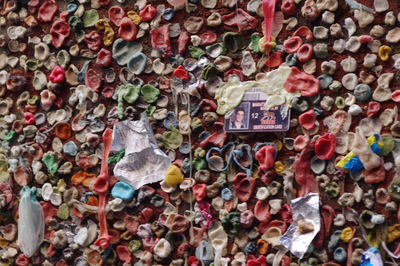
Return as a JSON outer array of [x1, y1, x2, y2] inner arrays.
[[1, 0, 400, 265]]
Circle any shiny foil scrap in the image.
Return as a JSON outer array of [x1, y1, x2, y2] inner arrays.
[[279, 193, 320, 258], [111, 113, 171, 189]]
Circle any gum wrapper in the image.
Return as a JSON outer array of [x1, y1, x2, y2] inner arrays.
[[279, 193, 320, 258], [111, 113, 171, 189], [360, 247, 383, 266]]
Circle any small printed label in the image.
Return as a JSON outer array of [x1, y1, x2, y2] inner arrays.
[[224, 89, 290, 133]]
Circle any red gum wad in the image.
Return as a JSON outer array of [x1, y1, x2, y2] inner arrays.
[[50, 21, 70, 48], [367, 101, 381, 117], [150, 25, 172, 56], [108, 6, 125, 26], [294, 142, 319, 197], [255, 145, 276, 171], [140, 5, 157, 21], [298, 109, 316, 130], [178, 31, 190, 54], [254, 200, 271, 223], [283, 36, 302, 54], [284, 67, 320, 96], [234, 173, 255, 202], [297, 44, 314, 62], [37, 0, 57, 22], [118, 17, 138, 41], [281, 0, 296, 16], [48, 65, 65, 83], [315, 133, 337, 160], [222, 9, 258, 33]]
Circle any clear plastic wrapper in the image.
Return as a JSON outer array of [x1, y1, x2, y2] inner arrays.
[[17, 186, 45, 257]]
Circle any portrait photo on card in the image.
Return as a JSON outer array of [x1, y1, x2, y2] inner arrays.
[[229, 102, 250, 130]]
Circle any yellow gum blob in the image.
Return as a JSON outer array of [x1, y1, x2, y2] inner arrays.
[[165, 165, 184, 186]]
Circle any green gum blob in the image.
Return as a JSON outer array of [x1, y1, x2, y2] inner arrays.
[[335, 96, 345, 109], [380, 134, 395, 156], [188, 45, 205, 59], [108, 149, 125, 164], [140, 84, 160, 104], [251, 33, 261, 53], [82, 9, 99, 28], [192, 157, 207, 170], [57, 50, 70, 68], [128, 239, 142, 253], [145, 105, 156, 116], [325, 182, 340, 198], [33, 71, 47, 90], [42, 153, 59, 175], [57, 203, 69, 220], [163, 129, 183, 150], [190, 117, 203, 131], [117, 93, 124, 119], [119, 83, 140, 104], [221, 212, 241, 235], [28, 95, 39, 105], [5, 131, 17, 142], [116, 83, 140, 119]]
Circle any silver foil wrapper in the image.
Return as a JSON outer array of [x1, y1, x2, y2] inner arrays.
[[112, 113, 171, 189], [279, 193, 320, 258]]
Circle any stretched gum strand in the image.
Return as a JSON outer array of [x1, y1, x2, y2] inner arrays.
[[262, 0, 276, 43], [321, 205, 335, 238], [93, 128, 113, 249], [46, 231, 55, 256], [1, 0, 8, 15], [346, 228, 356, 266]]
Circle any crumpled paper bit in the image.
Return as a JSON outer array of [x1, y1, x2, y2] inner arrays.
[[279, 193, 320, 258], [111, 113, 171, 189]]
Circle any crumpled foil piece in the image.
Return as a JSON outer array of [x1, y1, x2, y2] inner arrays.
[[111, 113, 171, 189], [279, 193, 320, 258]]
